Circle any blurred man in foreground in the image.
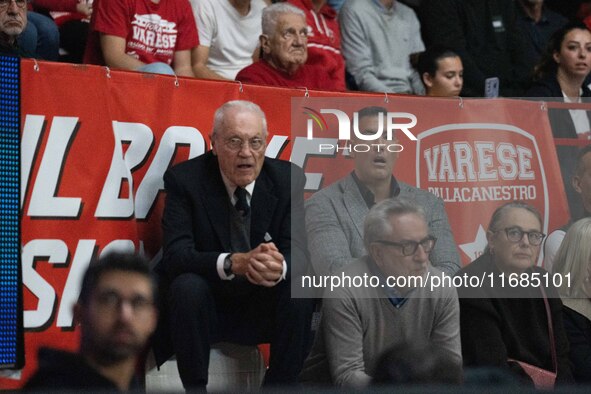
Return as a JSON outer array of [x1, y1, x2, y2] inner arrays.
[[25, 252, 158, 391]]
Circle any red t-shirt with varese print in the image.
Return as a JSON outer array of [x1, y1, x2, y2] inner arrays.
[[84, 0, 198, 66], [287, 0, 345, 91], [236, 59, 341, 91]]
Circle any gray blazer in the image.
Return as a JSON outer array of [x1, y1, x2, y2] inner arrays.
[[305, 174, 460, 276]]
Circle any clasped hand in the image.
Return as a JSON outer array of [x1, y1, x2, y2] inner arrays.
[[231, 242, 284, 287]]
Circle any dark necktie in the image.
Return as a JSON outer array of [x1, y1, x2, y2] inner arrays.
[[234, 187, 250, 217]]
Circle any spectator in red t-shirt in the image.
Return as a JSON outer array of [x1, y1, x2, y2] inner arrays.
[[236, 2, 340, 91], [287, 0, 345, 91], [83, 0, 198, 76]]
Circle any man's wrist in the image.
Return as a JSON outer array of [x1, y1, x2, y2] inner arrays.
[[217, 253, 235, 280], [223, 253, 233, 277]]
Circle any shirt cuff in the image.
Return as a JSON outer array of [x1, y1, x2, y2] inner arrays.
[[275, 260, 287, 284], [216, 253, 235, 280]]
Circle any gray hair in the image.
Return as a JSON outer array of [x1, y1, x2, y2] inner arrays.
[[553, 217, 591, 298], [484, 201, 542, 254], [262, 2, 306, 36], [363, 198, 426, 251], [211, 100, 268, 138], [574, 144, 591, 177]]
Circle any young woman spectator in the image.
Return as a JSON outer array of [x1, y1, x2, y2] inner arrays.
[[527, 22, 591, 139], [552, 217, 591, 383], [417, 46, 463, 97], [456, 202, 573, 387]]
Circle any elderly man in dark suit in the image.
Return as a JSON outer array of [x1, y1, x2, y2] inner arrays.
[[306, 106, 460, 277], [154, 100, 314, 389]]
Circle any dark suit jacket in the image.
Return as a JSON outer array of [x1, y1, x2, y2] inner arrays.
[[526, 74, 591, 139], [562, 304, 591, 382], [420, 0, 531, 97], [456, 254, 573, 384], [153, 151, 309, 365]]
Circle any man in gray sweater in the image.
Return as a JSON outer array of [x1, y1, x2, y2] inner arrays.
[[339, 0, 425, 93], [300, 198, 461, 388], [305, 106, 460, 277]]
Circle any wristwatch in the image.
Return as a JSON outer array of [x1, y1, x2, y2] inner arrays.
[[223, 254, 233, 277]]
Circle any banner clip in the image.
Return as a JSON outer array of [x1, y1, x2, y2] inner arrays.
[[384, 92, 389, 103], [237, 80, 243, 93], [104, 67, 111, 79], [540, 101, 547, 112], [174, 74, 180, 88], [458, 96, 464, 109], [304, 87, 309, 98], [32, 59, 39, 72]]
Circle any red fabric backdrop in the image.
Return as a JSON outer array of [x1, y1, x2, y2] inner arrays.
[[0, 59, 569, 388]]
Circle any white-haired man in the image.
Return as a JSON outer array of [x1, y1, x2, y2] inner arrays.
[[236, 2, 340, 90], [153, 100, 315, 389]]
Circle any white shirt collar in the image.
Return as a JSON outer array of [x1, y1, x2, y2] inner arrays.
[[562, 89, 583, 103]]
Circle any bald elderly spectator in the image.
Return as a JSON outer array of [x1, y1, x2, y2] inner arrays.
[[287, 0, 346, 91], [0, 0, 28, 56], [190, 0, 268, 80], [236, 2, 340, 91]]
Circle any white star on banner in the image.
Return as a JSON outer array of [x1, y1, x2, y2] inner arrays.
[[459, 225, 488, 263]]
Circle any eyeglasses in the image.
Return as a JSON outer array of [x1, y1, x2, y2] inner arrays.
[[0, 0, 27, 9], [495, 227, 545, 246], [224, 137, 265, 152], [373, 236, 437, 256], [94, 291, 154, 314]]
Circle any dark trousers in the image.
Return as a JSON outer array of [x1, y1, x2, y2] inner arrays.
[[167, 273, 315, 388]]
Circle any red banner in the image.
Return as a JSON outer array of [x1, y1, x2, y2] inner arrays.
[[1, 59, 568, 388], [291, 97, 565, 265]]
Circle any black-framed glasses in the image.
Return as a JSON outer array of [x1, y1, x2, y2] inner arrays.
[[373, 235, 437, 256], [0, 0, 27, 9], [224, 137, 265, 152], [495, 227, 545, 246], [94, 291, 154, 314]]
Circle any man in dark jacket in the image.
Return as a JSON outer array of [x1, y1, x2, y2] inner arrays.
[[0, 0, 27, 56], [420, 0, 531, 97], [25, 253, 158, 391], [154, 100, 314, 389]]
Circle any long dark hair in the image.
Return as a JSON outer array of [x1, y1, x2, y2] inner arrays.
[[533, 21, 591, 81], [417, 45, 460, 78]]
